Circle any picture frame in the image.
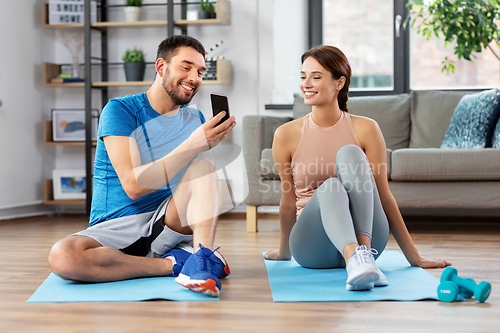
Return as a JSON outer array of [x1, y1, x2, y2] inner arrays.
[[52, 169, 86, 200], [52, 109, 99, 142]]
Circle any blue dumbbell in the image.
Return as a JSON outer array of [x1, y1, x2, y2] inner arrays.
[[437, 279, 473, 302], [458, 278, 475, 298], [439, 267, 491, 303], [437, 281, 460, 302]]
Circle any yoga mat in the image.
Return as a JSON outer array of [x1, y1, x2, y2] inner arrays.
[[264, 250, 442, 302], [27, 274, 217, 303]]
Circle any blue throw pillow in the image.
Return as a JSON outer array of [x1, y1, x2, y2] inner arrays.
[[441, 89, 500, 149], [492, 120, 500, 148]]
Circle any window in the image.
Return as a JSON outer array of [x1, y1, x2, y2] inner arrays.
[[323, 0, 394, 91], [311, 0, 499, 94], [409, 9, 500, 89]]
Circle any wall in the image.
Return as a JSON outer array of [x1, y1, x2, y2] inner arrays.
[[0, 0, 56, 219], [0, 0, 307, 218]]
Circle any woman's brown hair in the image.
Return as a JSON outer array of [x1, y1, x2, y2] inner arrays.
[[301, 45, 351, 112]]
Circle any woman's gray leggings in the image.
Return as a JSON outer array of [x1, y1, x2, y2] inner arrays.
[[289, 144, 389, 268]]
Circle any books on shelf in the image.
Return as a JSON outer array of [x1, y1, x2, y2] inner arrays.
[[51, 77, 85, 84], [48, 0, 97, 25]]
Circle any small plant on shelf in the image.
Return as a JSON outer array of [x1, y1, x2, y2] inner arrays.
[[199, 0, 216, 19], [122, 47, 145, 63], [126, 0, 142, 6], [122, 47, 146, 81], [124, 0, 142, 22]]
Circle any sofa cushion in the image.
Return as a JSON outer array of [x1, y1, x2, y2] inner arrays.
[[260, 148, 279, 179], [348, 94, 411, 150], [493, 120, 500, 148], [293, 93, 312, 119], [409, 90, 477, 148], [391, 148, 500, 181], [441, 89, 500, 149], [260, 148, 393, 180], [292, 93, 411, 151]]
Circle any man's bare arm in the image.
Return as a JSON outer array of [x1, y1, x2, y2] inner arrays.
[[105, 112, 235, 200]]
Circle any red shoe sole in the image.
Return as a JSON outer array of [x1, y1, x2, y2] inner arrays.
[[176, 278, 220, 297]]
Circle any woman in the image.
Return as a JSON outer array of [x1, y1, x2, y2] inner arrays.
[[264, 45, 451, 291]]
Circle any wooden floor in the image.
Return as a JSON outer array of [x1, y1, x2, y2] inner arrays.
[[0, 214, 499, 333]]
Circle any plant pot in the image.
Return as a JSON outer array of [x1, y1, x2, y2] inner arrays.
[[124, 6, 142, 22], [198, 10, 216, 19], [124, 62, 146, 81]]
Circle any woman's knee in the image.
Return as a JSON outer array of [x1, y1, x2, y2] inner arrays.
[[336, 144, 367, 165], [317, 177, 343, 192]]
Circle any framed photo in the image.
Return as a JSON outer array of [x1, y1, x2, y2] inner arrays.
[[52, 169, 86, 200], [52, 109, 99, 142]]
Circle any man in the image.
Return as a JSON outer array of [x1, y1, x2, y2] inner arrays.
[[48, 35, 235, 297]]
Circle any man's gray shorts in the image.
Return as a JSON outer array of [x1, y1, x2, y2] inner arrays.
[[74, 196, 193, 258]]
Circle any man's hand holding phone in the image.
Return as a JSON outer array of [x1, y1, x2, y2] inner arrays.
[[203, 93, 236, 149], [186, 93, 235, 152]]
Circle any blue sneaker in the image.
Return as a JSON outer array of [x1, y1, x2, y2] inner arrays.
[[175, 244, 230, 297], [161, 243, 194, 277]]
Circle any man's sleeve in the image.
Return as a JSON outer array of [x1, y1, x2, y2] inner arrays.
[[198, 109, 206, 124], [98, 99, 137, 140]]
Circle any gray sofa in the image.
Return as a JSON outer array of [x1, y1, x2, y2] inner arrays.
[[242, 90, 500, 232]]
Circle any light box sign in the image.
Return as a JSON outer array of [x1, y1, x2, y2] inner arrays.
[[49, 0, 97, 25]]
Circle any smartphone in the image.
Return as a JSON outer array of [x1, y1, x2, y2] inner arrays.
[[210, 93, 230, 127]]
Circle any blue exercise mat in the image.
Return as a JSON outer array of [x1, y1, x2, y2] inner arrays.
[[27, 273, 217, 303], [264, 250, 440, 302]]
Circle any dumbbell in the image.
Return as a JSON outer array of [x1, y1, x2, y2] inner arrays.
[[437, 267, 491, 303], [457, 278, 475, 298]]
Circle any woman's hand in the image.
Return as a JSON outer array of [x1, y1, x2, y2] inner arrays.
[[263, 249, 292, 261], [412, 257, 452, 268]]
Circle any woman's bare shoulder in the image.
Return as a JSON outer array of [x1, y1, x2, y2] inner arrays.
[[275, 117, 303, 140], [350, 114, 381, 133]]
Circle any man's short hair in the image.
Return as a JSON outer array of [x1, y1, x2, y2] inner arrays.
[[156, 35, 206, 62]]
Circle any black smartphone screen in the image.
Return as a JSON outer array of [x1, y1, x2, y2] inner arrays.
[[210, 93, 230, 127]]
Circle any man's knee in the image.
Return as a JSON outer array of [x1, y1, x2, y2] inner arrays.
[[185, 159, 217, 183], [48, 236, 96, 281]]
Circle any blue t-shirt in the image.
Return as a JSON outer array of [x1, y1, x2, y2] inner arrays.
[[89, 92, 205, 227]]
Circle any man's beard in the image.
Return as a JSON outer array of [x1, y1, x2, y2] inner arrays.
[[162, 68, 198, 106]]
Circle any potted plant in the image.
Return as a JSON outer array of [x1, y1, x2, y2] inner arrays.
[[123, 47, 146, 81], [124, 0, 142, 22], [406, 0, 500, 72], [199, 0, 216, 19]]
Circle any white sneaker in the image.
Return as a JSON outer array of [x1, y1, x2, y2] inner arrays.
[[346, 282, 374, 291], [346, 245, 379, 290], [374, 265, 388, 287]]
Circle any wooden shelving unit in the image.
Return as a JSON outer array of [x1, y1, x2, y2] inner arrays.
[[43, 63, 85, 87], [42, 0, 231, 28], [44, 179, 86, 205], [43, 58, 231, 86], [42, 0, 232, 211]]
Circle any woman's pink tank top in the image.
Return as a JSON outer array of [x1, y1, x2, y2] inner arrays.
[[291, 112, 362, 215]]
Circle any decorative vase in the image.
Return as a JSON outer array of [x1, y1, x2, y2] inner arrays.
[[124, 7, 142, 22], [186, 10, 198, 21], [124, 62, 146, 81], [72, 55, 80, 78]]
